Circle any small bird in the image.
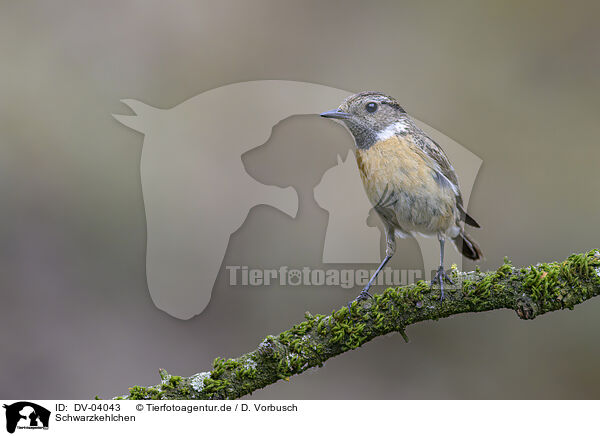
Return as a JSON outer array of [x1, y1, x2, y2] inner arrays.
[[321, 92, 482, 301]]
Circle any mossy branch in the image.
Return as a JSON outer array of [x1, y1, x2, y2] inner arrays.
[[114, 250, 600, 400]]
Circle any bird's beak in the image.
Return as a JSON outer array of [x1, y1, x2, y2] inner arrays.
[[320, 109, 352, 120]]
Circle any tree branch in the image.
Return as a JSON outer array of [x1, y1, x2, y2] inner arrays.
[[113, 250, 600, 400]]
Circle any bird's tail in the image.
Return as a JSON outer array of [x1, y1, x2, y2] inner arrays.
[[453, 231, 483, 261]]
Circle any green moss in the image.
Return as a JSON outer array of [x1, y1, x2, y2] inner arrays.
[[235, 365, 257, 380], [462, 279, 474, 293], [402, 281, 426, 301], [332, 306, 349, 321], [528, 264, 562, 303], [127, 385, 163, 400], [202, 377, 230, 396], [223, 360, 241, 371], [519, 251, 600, 311], [169, 376, 182, 388], [317, 318, 327, 334], [496, 257, 513, 278], [324, 311, 371, 351], [463, 258, 513, 301], [290, 320, 313, 336]]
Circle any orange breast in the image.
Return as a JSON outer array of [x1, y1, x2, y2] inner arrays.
[[354, 135, 456, 232]]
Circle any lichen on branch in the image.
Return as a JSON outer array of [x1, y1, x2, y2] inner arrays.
[[112, 249, 600, 400]]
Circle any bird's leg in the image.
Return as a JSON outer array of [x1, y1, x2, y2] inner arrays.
[[357, 255, 391, 301], [432, 235, 454, 301], [352, 226, 396, 304]]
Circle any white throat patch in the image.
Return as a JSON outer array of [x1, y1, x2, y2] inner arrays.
[[376, 120, 410, 142]]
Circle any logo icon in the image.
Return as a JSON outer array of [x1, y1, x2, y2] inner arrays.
[[3, 402, 50, 434]]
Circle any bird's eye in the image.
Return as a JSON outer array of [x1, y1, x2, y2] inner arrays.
[[365, 102, 378, 113]]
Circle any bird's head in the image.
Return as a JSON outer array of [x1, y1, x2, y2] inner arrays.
[[321, 92, 409, 149]]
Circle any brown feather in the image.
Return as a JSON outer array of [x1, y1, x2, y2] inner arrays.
[[453, 231, 483, 260]]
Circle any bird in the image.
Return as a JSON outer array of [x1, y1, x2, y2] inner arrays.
[[321, 91, 482, 301]]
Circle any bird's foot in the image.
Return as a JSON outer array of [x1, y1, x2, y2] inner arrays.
[[432, 266, 454, 301], [347, 288, 373, 309], [356, 289, 373, 301]]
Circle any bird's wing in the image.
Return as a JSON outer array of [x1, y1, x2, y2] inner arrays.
[[408, 130, 480, 228], [414, 134, 460, 191], [372, 183, 404, 231]]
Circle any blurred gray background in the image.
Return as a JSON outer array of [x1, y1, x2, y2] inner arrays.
[[1, 0, 599, 399]]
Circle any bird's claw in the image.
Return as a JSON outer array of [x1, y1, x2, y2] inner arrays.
[[432, 266, 454, 301], [347, 289, 374, 309], [356, 289, 374, 301]]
